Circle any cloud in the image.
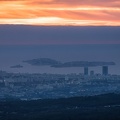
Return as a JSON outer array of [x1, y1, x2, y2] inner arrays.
[[31, 0, 120, 7], [0, 0, 120, 25], [1, 0, 120, 7]]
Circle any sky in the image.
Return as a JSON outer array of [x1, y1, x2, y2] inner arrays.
[[0, 0, 120, 26], [0, 1, 120, 45], [0, 25, 120, 45]]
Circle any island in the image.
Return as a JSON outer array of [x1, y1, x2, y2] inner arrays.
[[23, 58, 61, 66], [23, 58, 115, 68], [51, 61, 115, 68], [10, 64, 23, 68]]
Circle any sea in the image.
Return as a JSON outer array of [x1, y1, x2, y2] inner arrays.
[[0, 44, 120, 75]]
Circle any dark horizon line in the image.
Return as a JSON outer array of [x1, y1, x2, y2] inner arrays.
[[0, 43, 120, 46]]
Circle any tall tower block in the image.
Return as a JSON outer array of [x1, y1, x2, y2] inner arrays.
[[84, 67, 88, 75], [102, 66, 108, 75]]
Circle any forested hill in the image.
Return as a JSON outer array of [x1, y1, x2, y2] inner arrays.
[[0, 93, 120, 120]]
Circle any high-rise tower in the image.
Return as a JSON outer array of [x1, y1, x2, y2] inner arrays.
[[102, 66, 108, 75], [84, 67, 88, 75]]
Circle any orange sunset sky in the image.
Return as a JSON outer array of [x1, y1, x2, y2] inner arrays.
[[0, 0, 120, 26]]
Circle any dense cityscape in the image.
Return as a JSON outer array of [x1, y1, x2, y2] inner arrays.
[[0, 66, 120, 100]]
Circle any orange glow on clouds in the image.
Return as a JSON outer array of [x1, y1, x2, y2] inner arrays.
[[0, 0, 120, 26]]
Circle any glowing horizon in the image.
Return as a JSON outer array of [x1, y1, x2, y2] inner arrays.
[[0, 0, 120, 26]]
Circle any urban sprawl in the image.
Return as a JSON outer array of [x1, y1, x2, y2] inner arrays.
[[0, 66, 120, 100]]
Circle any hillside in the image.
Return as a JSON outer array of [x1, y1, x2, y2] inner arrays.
[[0, 93, 120, 120]]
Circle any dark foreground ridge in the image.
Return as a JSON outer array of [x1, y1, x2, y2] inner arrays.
[[0, 93, 120, 120]]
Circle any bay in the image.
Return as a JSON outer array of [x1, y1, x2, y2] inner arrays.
[[0, 44, 119, 75]]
